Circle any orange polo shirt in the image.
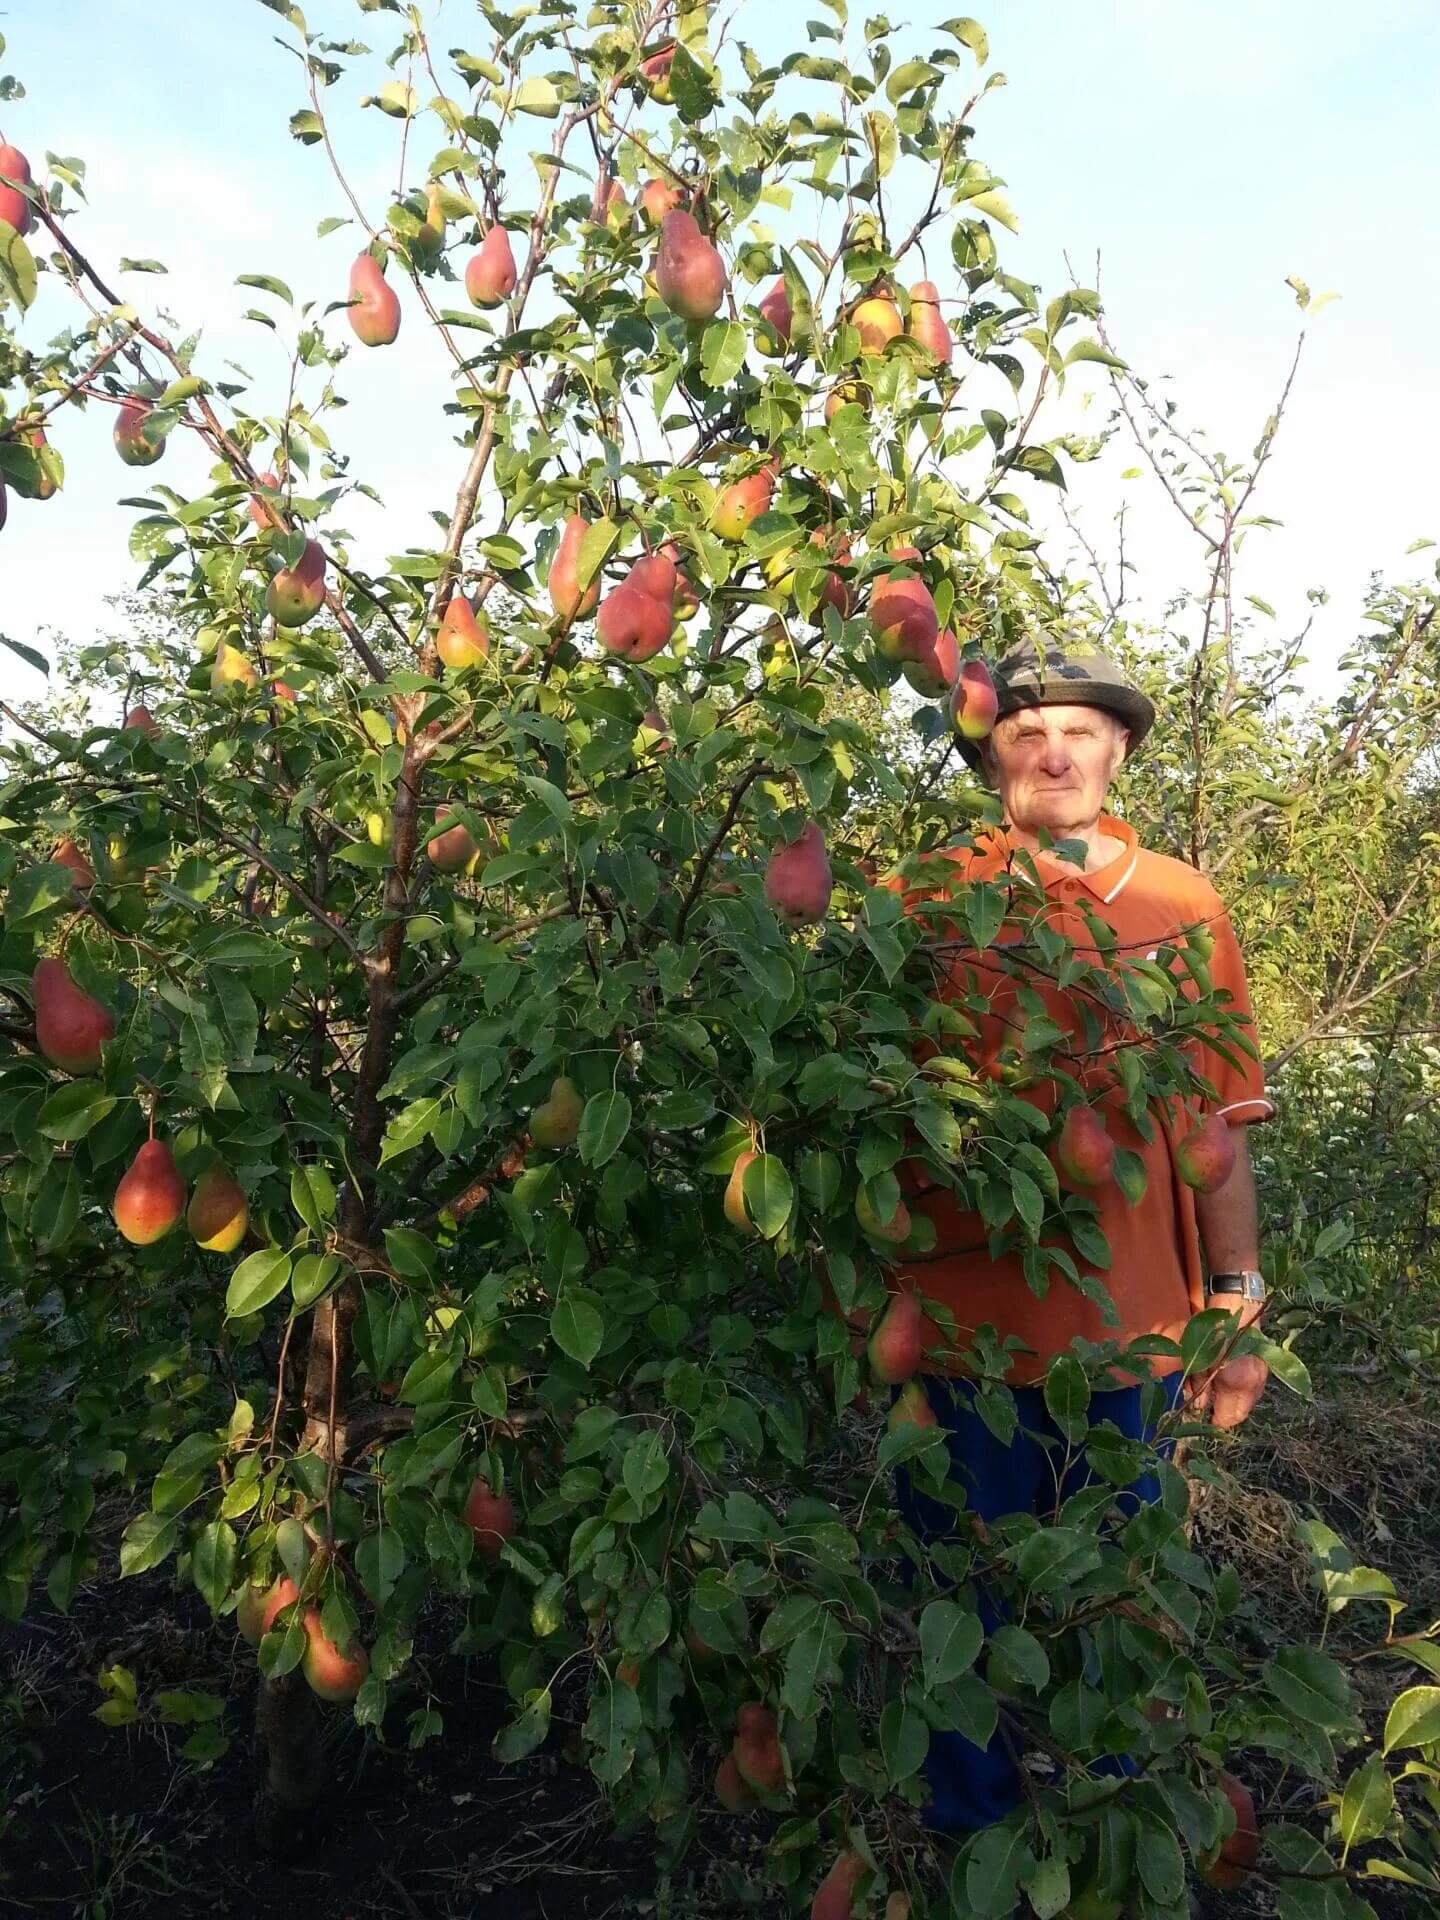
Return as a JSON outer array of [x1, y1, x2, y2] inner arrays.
[[889, 815, 1274, 1382]]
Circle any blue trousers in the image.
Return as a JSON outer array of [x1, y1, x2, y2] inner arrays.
[[895, 1370, 1184, 1832]]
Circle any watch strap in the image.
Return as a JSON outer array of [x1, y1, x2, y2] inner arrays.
[[1206, 1269, 1265, 1302]]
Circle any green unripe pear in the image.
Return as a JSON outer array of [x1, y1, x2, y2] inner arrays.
[[530, 1075, 583, 1149]]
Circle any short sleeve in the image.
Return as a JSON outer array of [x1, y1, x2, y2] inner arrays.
[[1198, 900, 1274, 1125]]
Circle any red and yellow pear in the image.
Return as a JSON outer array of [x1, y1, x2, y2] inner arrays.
[[187, 1164, 249, 1253], [25, 424, 58, 499], [33, 957, 113, 1075], [114, 395, 165, 467], [887, 1380, 938, 1436], [639, 43, 676, 102], [415, 182, 446, 255], [0, 143, 33, 235], [714, 1752, 756, 1812], [597, 550, 676, 662], [852, 292, 903, 354], [113, 1139, 186, 1246], [267, 539, 327, 628], [724, 1148, 761, 1234], [122, 704, 161, 739], [868, 560, 939, 665], [856, 1187, 912, 1247], [596, 176, 631, 231], [530, 1074, 583, 1149], [436, 592, 490, 671], [428, 804, 479, 874], [53, 838, 94, 892], [907, 280, 953, 365], [813, 533, 856, 621], [301, 1611, 369, 1702], [949, 658, 999, 741], [867, 1290, 924, 1384], [824, 383, 868, 423], [712, 459, 777, 542], [1056, 1104, 1115, 1189], [732, 1702, 786, 1796], [811, 1850, 868, 1920], [639, 177, 682, 226], [901, 627, 959, 698], [764, 818, 832, 925], [1201, 1772, 1259, 1890], [757, 275, 792, 348], [463, 1478, 517, 1559], [654, 209, 726, 322], [237, 1574, 300, 1646], [210, 640, 258, 691], [1176, 1111, 1237, 1193], [549, 512, 602, 622], [248, 470, 281, 530], [466, 224, 517, 307], [346, 251, 401, 346]]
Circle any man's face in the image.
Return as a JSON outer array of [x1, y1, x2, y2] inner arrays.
[[982, 703, 1127, 837]]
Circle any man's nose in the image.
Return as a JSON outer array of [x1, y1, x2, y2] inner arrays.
[[1039, 739, 1072, 775]]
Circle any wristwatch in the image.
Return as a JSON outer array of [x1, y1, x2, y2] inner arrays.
[[1206, 1269, 1266, 1305]]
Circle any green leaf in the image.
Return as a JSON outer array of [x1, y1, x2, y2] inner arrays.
[[743, 1153, 793, 1240], [0, 218, 37, 311], [1383, 1685, 1440, 1754], [968, 189, 1019, 233], [513, 76, 559, 117], [701, 319, 747, 387], [1265, 1646, 1356, 1734], [290, 1163, 337, 1233], [551, 1287, 605, 1369], [1064, 337, 1126, 371], [37, 1081, 116, 1141], [225, 1247, 292, 1319], [494, 1687, 553, 1760], [366, 80, 419, 118], [1338, 1752, 1394, 1849], [192, 1521, 237, 1613], [119, 1512, 177, 1578], [943, 16, 990, 64], [578, 1091, 631, 1168], [920, 1599, 985, 1688]]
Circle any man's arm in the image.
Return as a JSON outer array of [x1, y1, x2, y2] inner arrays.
[[1191, 1123, 1267, 1426]]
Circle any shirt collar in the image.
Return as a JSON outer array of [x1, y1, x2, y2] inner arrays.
[[965, 813, 1139, 902]]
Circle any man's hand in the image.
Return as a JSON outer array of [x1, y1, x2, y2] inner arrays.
[[1190, 1352, 1268, 1429]]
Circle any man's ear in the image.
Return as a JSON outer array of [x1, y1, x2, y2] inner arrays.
[[1112, 721, 1130, 770]]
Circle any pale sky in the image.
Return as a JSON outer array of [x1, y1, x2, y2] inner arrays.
[[1, 0, 1436, 700]]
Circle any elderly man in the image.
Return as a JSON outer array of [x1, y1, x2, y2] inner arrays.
[[889, 642, 1274, 1834]]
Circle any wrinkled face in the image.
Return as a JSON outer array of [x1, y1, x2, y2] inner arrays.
[[981, 703, 1127, 837]]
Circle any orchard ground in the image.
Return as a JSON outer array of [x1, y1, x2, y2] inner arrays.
[[3, 1375, 1437, 1920]]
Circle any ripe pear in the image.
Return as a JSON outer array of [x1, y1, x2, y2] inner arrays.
[[1201, 1771, 1259, 1890], [712, 460, 776, 541], [531, 1074, 583, 1148], [824, 383, 868, 423], [266, 538, 327, 627], [658, 541, 700, 617], [597, 552, 676, 662], [33, 957, 114, 1075], [868, 563, 939, 664], [237, 1574, 299, 1646], [757, 275, 792, 347], [122, 704, 161, 739], [26, 424, 58, 498], [901, 627, 959, 698], [301, 1611, 369, 1702], [466, 225, 518, 308], [113, 1139, 187, 1246], [1056, 1105, 1115, 1188], [416, 182, 446, 255], [187, 1163, 249, 1253], [639, 177, 682, 225], [811, 1851, 867, 1920], [640, 43, 676, 102], [714, 1752, 756, 1812], [1175, 1111, 1236, 1192], [887, 1379, 938, 1436], [813, 532, 856, 621], [0, 143, 33, 235], [853, 293, 903, 353], [723, 1148, 761, 1234], [113, 395, 165, 467], [764, 819, 832, 925], [654, 209, 726, 322], [596, 176, 631, 231], [210, 640, 258, 691], [428, 804, 479, 874], [867, 1290, 923, 1384], [856, 1187, 911, 1247], [53, 838, 94, 892], [463, 1478, 517, 1558], [907, 279, 953, 365], [949, 658, 999, 740], [248, 470, 281, 530], [347, 251, 401, 346], [637, 705, 669, 754], [437, 592, 490, 670], [549, 512, 602, 622], [732, 1702, 785, 1795]]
